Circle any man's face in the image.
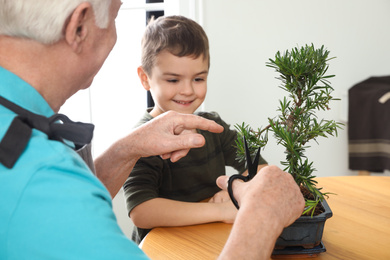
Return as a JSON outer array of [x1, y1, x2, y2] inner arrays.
[[82, 0, 122, 88], [146, 50, 209, 117], [96, 0, 122, 59]]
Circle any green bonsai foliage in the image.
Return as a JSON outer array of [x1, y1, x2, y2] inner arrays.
[[235, 44, 343, 216]]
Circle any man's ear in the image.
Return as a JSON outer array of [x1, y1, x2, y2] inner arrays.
[[137, 66, 151, 91], [64, 2, 93, 53]]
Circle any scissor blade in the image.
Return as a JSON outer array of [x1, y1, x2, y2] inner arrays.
[[243, 136, 260, 178], [250, 148, 260, 178]]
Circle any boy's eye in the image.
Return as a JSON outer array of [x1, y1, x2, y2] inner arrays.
[[194, 78, 205, 82], [167, 79, 178, 83]]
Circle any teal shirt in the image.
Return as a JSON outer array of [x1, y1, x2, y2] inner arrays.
[[0, 67, 148, 259]]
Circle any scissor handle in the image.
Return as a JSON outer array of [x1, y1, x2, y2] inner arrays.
[[228, 174, 250, 209]]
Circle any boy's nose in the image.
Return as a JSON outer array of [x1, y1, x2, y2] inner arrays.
[[180, 80, 195, 95]]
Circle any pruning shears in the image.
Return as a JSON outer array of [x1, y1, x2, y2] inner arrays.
[[228, 136, 261, 209]]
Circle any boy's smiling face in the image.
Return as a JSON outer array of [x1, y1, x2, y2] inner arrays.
[[139, 50, 208, 117]]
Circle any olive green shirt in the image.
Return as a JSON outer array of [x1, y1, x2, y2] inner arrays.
[[123, 111, 267, 243]]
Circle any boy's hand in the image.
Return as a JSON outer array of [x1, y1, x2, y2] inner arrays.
[[208, 190, 231, 203], [208, 190, 238, 224]]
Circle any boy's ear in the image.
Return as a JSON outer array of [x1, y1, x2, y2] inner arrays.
[[137, 66, 151, 91], [64, 2, 92, 53]]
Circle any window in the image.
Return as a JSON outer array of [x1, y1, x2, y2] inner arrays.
[[60, 0, 201, 158]]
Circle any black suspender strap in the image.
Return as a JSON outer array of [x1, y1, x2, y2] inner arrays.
[[0, 96, 94, 169]]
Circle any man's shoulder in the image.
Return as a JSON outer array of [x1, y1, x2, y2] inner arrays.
[[0, 135, 123, 259], [0, 109, 15, 139]]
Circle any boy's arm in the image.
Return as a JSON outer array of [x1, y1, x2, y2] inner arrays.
[[130, 197, 237, 229]]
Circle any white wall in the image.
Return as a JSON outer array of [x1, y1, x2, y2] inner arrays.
[[62, 0, 390, 240], [200, 0, 390, 177]]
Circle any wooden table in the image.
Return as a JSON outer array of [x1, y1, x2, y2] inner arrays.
[[140, 176, 390, 259]]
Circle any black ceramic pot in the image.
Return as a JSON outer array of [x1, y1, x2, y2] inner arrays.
[[275, 199, 333, 249]]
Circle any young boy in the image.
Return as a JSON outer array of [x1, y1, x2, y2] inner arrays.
[[123, 15, 268, 244]]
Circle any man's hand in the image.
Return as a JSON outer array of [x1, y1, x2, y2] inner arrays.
[[217, 165, 304, 228], [131, 111, 224, 162], [216, 165, 305, 260], [94, 111, 223, 197]]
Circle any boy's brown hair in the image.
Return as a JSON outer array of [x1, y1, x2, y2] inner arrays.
[[141, 15, 210, 76]]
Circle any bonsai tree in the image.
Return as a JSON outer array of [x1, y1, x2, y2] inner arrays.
[[235, 44, 343, 216]]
